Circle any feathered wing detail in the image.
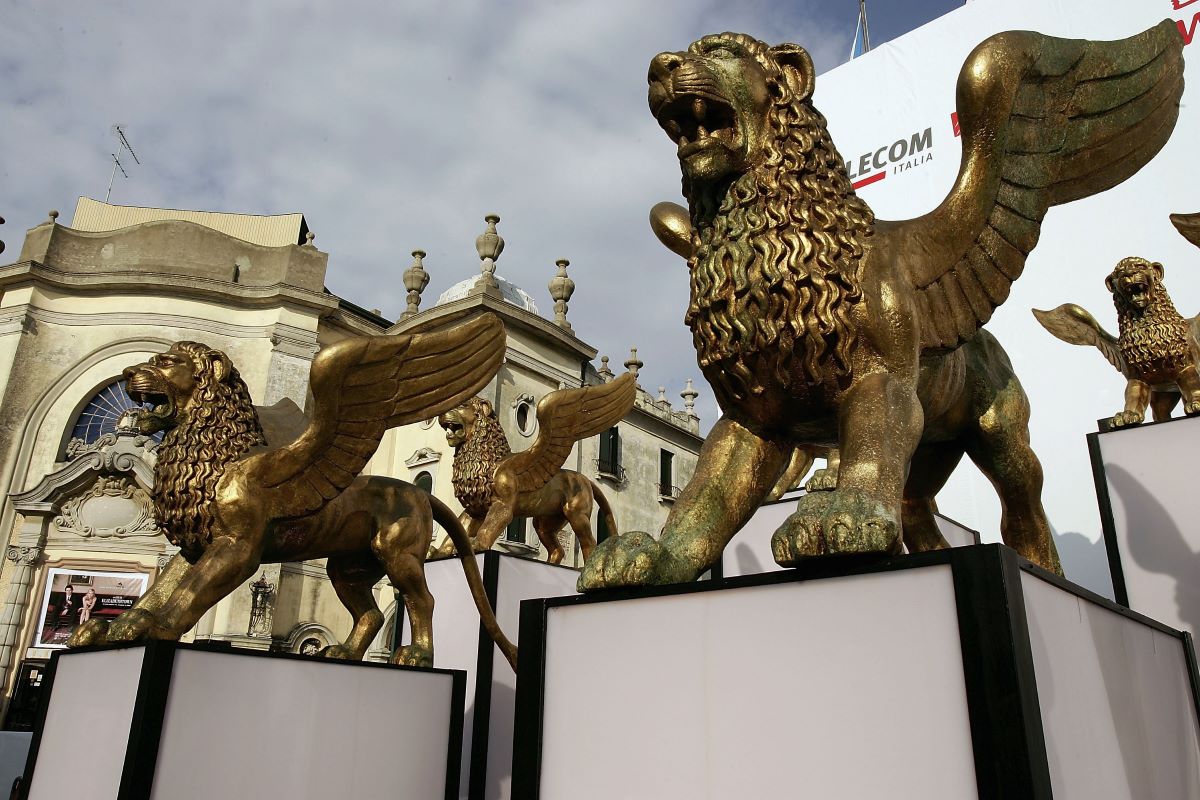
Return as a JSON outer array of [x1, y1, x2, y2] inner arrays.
[[1172, 212, 1200, 248], [899, 21, 1184, 351], [1032, 304, 1127, 375], [503, 373, 637, 494], [252, 314, 506, 516]]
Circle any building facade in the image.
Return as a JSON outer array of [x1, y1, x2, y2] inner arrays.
[[0, 199, 702, 721]]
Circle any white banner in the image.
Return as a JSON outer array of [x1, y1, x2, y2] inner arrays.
[[814, 0, 1199, 596]]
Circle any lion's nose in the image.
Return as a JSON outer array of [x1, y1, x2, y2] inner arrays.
[[648, 51, 684, 85]]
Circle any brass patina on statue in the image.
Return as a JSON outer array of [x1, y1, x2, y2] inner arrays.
[[1035, 255, 1200, 427], [581, 23, 1184, 590], [69, 315, 520, 670], [435, 373, 636, 563]]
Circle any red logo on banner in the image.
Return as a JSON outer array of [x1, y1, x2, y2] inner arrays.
[[1173, 0, 1198, 10], [951, 112, 961, 137], [851, 172, 886, 190]]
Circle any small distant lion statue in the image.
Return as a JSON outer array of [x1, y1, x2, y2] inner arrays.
[[580, 23, 1184, 590], [69, 315, 519, 670], [1035, 255, 1200, 427], [434, 373, 636, 564]]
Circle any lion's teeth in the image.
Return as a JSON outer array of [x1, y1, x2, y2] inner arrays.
[[692, 97, 707, 120], [678, 135, 690, 147], [698, 125, 709, 139]]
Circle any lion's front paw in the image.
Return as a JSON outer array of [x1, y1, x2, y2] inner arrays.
[[319, 644, 357, 660], [578, 532, 694, 591], [1185, 400, 1200, 417], [1111, 410, 1144, 427], [393, 645, 433, 668], [107, 609, 158, 643], [67, 619, 110, 648], [804, 467, 838, 492], [772, 489, 900, 566]]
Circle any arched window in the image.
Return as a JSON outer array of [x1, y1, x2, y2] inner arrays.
[[68, 379, 162, 446], [414, 471, 433, 493]]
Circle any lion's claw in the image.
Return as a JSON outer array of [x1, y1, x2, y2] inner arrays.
[[393, 645, 433, 668], [107, 608, 157, 642], [1185, 400, 1200, 417], [578, 531, 694, 591], [1111, 410, 1144, 427], [67, 619, 111, 648], [804, 467, 838, 493], [772, 489, 900, 566], [319, 644, 356, 660]]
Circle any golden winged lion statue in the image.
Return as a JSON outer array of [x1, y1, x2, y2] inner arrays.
[[1034, 256, 1200, 427], [68, 314, 520, 670], [580, 23, 1184, 590], [434, 372, 636, 563]]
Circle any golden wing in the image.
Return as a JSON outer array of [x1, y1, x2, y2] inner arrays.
[[252, 314, 506, 516], [502, 372, 637, 494], [1172, 212, 1200, 249], [1032, 304, 1127, 375], [897, 21, 1183, 351]]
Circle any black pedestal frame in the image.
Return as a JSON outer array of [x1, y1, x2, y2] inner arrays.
[[18, 640, 466, 800], [512, 544, 1200, 800]]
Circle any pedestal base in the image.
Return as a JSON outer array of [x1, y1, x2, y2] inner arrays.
[[415, 551, 579, 800], [514, 544, 1200, 799], [20, 642, 464, 800]]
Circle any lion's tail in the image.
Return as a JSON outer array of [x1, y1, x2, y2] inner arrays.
[[587, 477, 619, 543], [428, 493, 519, 672]]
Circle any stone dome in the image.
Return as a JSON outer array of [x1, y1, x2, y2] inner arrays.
[[435, 275, 539, 314]]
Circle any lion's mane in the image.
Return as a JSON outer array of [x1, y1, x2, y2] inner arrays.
[[152, 342, 265, 557], [1109, 257, 1192, 376], [448, 398, 512, 518], [683, 32, 875, 402]]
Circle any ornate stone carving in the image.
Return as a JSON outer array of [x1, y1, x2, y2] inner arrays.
[[54, 475, 159, 540], [5, 545, 42, 566]]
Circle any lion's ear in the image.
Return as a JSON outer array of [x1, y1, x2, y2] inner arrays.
[[769, 43, 815, 101], [478, 399, 495, 418], [1151, 261, 1165, 280], [1104, 274, 1116, 292], [209, 352, 232, 384]]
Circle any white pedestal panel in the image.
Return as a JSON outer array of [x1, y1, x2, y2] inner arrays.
[[20, 642, 464, 800], [514, 545, 1200, 799], [413, 551, 579, 800], [1090, 415, 1200, 638]]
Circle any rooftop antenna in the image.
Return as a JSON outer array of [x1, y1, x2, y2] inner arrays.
[[105, 124, 141, 203]]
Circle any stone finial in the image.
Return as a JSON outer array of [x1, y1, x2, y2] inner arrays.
[[475, 214, 504, 289], [597, 355, 614, 381], [657, 386, 669, 406], [681, 378, 698, 415], [401, 249, 430, 319], [303, 231, 316, 248], [46, 210, 59, 224], [548, 258, 575, 331], [624, 347, 643, 377]]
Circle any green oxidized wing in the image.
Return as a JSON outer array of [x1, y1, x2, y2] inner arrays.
[[898, 21, 1184, 351]]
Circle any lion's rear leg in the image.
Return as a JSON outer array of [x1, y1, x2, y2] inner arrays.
[[965, 377, 1062, 575], [324, 553, 386, 660], [1150, 390, 1180, 422], [373, 515, 436, 668], [1178, 365, 1200, 416], [902, 442, 963, 553], [533, 513, 569, 565]]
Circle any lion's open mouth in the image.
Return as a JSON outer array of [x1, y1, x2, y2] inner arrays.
[[126, 383, 174, 420], [655, 92, 737, 155]]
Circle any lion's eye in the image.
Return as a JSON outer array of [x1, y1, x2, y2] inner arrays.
[[706, 46, 737, 59]]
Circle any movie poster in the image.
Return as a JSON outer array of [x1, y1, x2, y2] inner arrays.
[[33, 568, 148, 648]]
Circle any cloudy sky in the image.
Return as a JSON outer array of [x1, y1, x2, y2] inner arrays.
[[1, 0, 960, 426]]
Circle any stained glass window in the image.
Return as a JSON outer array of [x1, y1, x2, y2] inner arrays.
[[68, 380, 162, 445]]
